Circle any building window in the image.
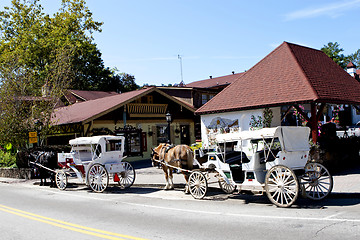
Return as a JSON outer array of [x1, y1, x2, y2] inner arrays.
[[201, 94, 214, 105], [156, 125, 168, 145], [106, 140, 123, 152], [135, 95, 154, 104]]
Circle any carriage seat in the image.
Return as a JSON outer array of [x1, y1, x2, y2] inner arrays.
[[72, 151, 93, 165], [223, 152, 246, 183], [224, 151, 250, 165], [257, 149, 280, 164]]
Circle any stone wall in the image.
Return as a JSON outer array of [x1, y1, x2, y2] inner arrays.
[[0, 168, 32, 179]]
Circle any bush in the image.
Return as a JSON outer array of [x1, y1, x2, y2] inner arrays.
[[0, 151, 17, 168]]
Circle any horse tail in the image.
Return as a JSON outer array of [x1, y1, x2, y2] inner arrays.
[[186, 146, 194, 171]]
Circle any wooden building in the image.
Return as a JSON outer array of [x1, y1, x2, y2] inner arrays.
[[196, 42, 360, 145]]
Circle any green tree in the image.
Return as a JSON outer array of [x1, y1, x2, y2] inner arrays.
[[321, 42, 349, 69], [0, 0, 134, 148], [0, 48, 73, 148], [348, 49, 360, 68]]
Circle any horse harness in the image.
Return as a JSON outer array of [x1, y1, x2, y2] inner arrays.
[[152, 144, 192, 172]]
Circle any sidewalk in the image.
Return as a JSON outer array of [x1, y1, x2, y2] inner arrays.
[[1, 159, 359, 194], [330, 166, 360, 194]]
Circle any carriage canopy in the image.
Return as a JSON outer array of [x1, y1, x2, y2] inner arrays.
[[69, 135, 125, 145], [215, 126, 310, 152]]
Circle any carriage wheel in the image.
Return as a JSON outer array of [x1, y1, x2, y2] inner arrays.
[[55, 170, 67, 190], [189, 171, 208, 199], [265, 165, 299, 207], [87, 164, 109, 193], [300, 162, 333, 200], [218, 178, 236, 193], [117, 162, 136, 189]]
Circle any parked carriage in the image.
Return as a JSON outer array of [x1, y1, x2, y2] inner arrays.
[[187, 126, 333, 207], [152, 127, 332, 207], [55, 135, 135, 193]]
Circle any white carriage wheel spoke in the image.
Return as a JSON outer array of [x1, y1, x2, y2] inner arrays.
[[199, 185, 206, 192], [267, 182, 278, 191], [283, 171, 292, 183], [268, 186, 278, 193], [280, 190, 284, 205], [276, 189, 282, 202], [285, 186, 296, 196], [195, 188, 200, 196], [270, 172, 278, 182], [284, 190, 295, 200], [195, 188, 201, 196], [284, 192, 290, 205], [284, 179, 296, 186]]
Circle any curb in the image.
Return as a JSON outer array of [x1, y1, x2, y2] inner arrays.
[[132, 183, 185, 188]]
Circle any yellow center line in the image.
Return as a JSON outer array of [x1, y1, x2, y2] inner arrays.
[[0, 204, 149, 240]]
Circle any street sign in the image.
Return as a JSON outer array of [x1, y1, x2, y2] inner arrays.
[[29, 132, 38, 143], [29, 132, 37, 138]]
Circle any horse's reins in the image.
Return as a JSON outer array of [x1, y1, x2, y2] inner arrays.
[[152, 158, 192, 173]]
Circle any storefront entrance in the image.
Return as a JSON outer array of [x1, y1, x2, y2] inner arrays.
[[180, 125, 190, 145]]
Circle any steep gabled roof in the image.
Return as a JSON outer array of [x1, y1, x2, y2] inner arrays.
[[347, 62, 356, 68], [185, 73, 244, 89], [196, 42, 360, 115], [52, 87, 195, 125], [62, 90, 119, 105], [69, 90, 118, 101]]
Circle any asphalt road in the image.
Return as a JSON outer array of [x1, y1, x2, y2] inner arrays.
[[1, 180, 360, 240]]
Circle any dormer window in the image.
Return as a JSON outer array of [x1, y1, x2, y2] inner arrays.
[[201, 94, 214, 105], [347, 62, 357, 77]]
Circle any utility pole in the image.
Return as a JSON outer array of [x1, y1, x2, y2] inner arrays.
[[178, 54, 183, 83]]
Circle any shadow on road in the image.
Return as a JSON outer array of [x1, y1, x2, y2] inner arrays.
[[107, 186, 163, 195]]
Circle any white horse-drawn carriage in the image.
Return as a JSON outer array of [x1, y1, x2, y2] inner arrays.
[[183, 126, 333, 207], [189, 126, 333, 207], [55, 135, 135, 193]]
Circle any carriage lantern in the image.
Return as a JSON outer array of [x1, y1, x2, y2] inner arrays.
[[165, 112, 172, 143]]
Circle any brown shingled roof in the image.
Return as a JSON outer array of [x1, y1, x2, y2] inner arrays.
[[196, 42, 360, 115], [52, 87, 196, 125], [185, 73, 244, 89], [347, 62, 356, 68], [69, 90, 118, 101]]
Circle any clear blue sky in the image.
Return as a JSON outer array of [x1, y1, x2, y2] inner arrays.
[[1, 0, 360, 86]]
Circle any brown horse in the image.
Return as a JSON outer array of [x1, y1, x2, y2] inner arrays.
[[151, 143, 194, 192]]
